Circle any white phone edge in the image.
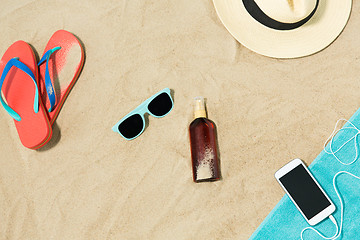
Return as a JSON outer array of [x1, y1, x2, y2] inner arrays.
[[274, 158, 336, 226]]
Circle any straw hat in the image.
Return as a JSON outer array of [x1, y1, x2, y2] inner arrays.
[[212, 0, 352, 58]]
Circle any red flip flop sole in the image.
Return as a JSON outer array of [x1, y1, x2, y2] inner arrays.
[[0, 41, 52, 149], [39, 30, 85, 125]]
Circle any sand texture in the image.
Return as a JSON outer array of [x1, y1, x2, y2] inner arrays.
[[1, 0, 360, 239]]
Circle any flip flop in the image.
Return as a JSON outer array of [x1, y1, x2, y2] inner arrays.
[[0, 41, 52, 149], [38, 30, 84, 125]]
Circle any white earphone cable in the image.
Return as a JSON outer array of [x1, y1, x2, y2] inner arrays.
[[300, 214, 338, 240], [323, 118, 360, 165], [301, 119, 360, 240]]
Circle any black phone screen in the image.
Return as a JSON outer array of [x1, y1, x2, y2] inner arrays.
[[279, 164, 331, 219]]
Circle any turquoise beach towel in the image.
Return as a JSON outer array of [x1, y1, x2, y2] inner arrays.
[[250, 108, 360, 240]]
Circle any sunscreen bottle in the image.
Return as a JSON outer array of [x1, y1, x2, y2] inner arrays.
[[189, 97, 220, 182]]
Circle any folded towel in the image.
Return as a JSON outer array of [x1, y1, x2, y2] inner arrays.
[[250, 109, 360, 239]]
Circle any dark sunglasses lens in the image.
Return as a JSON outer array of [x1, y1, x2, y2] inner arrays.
[[148, 93, 173, 117], [118, 114, 144, 139]]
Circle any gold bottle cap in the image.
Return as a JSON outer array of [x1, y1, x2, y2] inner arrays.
[[193, 96, 207, 119]]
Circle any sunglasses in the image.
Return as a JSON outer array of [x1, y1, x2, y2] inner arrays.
[[112, 88, 174, 140]]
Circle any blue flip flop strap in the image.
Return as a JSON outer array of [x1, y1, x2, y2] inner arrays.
[[0, 57, 39, 121], [38, 46, 61, 112]]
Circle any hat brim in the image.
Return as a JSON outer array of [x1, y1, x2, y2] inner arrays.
[[212, 0, 352, 58]]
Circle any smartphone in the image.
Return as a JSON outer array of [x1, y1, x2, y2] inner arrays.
[[274, 158, 335, 226]]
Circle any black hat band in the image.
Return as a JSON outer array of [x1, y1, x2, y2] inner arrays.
[[242, 0, 319, 30]]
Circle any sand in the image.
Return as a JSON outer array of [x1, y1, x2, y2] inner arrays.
[[1, 0, 360, 239]]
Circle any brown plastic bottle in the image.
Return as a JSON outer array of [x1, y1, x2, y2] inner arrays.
[[189, 97, 220, 182]]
